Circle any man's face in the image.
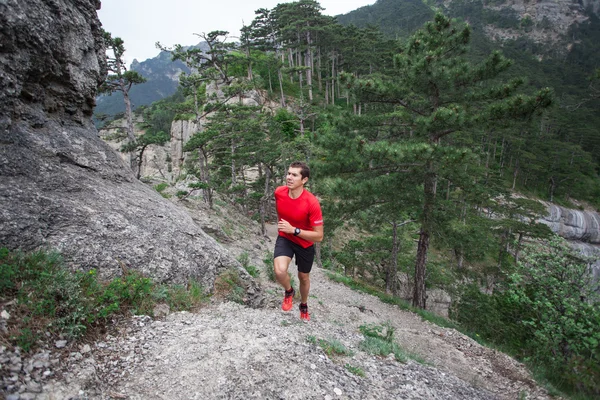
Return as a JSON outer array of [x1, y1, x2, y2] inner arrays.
[[286, 167, 307, 190]]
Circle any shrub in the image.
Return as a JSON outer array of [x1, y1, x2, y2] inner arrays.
[[244, 265, 260, 278], [345, 363, 365, 377], [0, 248, 209, 352], [358, 322, 424, 363], [237, 252, 250, 268], [307, 335, 354, 357], [214, 269, 246, 304], [452, 237, 600, 396], [263, 252, 276, 282]]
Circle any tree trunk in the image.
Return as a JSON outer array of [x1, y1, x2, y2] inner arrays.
[[122, 87, 138, 175], [514, 232, 523, 265], [278, 66, 286, 107], [455, 247, 464, 270], [136, 145, 148, 180], [317, 47, 322, 92], [231, 139, 237, 186], [413, 230, 429, 309], [512, 158, 519, 190], [288, 49, 294, 82], [386, 221, 399, 295], [315, 242, 322, 269], [331, 54, 336, 105], [199, 147, 212, 208], [413, 162, 437, 309], [306, 30, 313, 102], [260, 166, 272, 236]]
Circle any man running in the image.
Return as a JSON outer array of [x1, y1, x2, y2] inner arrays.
[[274, 161, 323, 321]]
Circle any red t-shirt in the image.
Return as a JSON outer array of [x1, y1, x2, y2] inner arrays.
[[275, 185, 323, 248]]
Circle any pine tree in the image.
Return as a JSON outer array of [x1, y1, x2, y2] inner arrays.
[[326, 13, 552, 309], [99, 31, 147, 176]]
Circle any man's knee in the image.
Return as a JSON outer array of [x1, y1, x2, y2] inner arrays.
[[298, 272, 310, 283], [274, 257, 290, 274]]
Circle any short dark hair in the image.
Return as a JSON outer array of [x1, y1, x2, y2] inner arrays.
[[290, 161, 310, 179]]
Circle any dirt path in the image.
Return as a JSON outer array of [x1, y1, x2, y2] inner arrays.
[[37, 261, 553, 400]]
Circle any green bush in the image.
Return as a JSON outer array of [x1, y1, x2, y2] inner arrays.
[[307, 335, 354, 357], [345, 363, 365, 377], [153, 182, 169, 192], [214, 269, 246, 304], [237, 252, 250, 268], [359, 322, 410, 362], [451, 237, 600, 397], [263, 252, 276, 282], [244, 265, 260, 278], [0, 248, 209, 352]]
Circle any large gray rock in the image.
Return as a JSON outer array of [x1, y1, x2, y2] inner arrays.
[[541, 203, 600, 244], [540, 203, 600, 280], [0, 0, 252, 294]]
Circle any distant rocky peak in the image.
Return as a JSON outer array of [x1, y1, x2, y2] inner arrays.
[[471, 0, 599, 50]]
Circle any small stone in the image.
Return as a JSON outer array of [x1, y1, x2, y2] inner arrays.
[[310, 363, 316, 370], [81, 344, 91, 353], [9, 363, 21, 373], [1, 310, 9, 319], [27, 381, 43, 393], [55, 340, 67, 348], [334, 388, 342, 396], [153, 303, 170, 318]]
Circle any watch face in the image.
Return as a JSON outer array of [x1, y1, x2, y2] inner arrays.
[[294, 228, 300, 235]]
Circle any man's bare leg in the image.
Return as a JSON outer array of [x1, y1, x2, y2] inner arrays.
[[274, 256, 292, 290], [298, 271, 310, 304]]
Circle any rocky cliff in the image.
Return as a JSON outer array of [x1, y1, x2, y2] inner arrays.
[[449, 0, 600, 51], [0, 0, 257, 299], [541, 203, 600, 280]]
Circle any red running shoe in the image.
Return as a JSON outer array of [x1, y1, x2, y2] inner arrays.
[[282, 288, 294, 311], [299, 303, 310, 322]]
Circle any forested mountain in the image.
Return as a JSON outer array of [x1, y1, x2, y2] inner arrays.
[[339, 0, 600, 169], [98, 1, 600, 396]]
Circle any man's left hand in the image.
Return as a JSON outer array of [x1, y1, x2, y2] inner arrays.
[[278, 219, 294, 234]]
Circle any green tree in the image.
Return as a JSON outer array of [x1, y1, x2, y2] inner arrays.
[[99, 31, 147, 175], [331, 13, 552, 309]]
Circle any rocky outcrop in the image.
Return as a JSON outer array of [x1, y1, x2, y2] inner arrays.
[[170, 119, 201, 179], [541, 204, 600, 244], [0, 0, 258, 297], [540, 203, 600, 280], [98, 117, 173, 181]]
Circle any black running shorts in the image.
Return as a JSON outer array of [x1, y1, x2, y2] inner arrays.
[[273, 236, 315, 273]]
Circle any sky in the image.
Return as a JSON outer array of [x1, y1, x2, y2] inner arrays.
[[97, 0, 377, 65]]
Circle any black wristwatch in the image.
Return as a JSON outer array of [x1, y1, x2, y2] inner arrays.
[[293, 227, 301, 236]]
